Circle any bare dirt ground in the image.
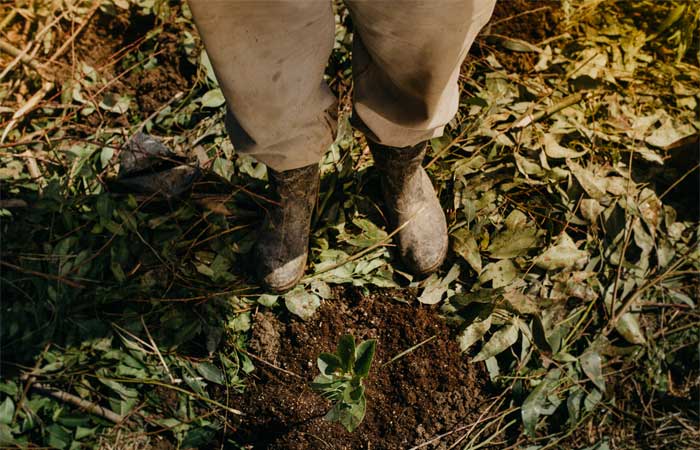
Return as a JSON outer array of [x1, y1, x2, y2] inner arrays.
[[233, 289, 490, 449]]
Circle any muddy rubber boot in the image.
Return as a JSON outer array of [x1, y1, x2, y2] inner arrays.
[[255, 164, 320, 293], [370, 142, 448, 276]]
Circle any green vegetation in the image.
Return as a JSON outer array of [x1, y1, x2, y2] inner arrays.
[[0, 0, 698, 448], [311, 334, 377, 432]]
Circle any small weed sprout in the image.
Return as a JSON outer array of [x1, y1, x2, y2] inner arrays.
[[311, 334, 377, 432]]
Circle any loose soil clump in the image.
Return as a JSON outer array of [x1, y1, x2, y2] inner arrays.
[[473, 0, 563, 72], [232, 289, 491, 449]]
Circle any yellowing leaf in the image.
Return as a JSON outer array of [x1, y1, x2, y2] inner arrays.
[[567, 160, 607, 199], [615, 312, 646, 345], [201, 88, 226, 108], [487, 226, 539, 259], [458, 315, 492, 352], [473, 321, 519, 362], [418, 264, 460, 305], [284, 287, 320, 321], [535, 233, 588, 271], [543, 133, 586, 159], [581, 351, 605, 391], [452, 228, 482, 273], [480, 260, 519, 288]]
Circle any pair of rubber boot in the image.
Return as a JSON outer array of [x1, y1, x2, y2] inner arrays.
[[255, 141, 448, 293]]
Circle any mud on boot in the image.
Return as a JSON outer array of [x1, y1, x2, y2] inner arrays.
[[254, 163, 320, 293], [369, 141, 448, 276]]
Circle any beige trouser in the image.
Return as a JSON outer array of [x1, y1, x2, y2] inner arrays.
[[188, 0, 496, 172]]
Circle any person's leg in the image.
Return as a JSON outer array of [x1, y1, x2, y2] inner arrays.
[[346, 0, 496, 275], [188, 0, 337, 172], [346, 0, 496, 146], [188, 1, 336, 292]]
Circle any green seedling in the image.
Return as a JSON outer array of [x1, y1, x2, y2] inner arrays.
[[311, 334, 377, 432]]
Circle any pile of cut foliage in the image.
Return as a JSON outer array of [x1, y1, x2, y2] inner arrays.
[[0, 0, 697, 448]]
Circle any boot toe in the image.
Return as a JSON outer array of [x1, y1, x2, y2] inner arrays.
[[258, 254, 307, 293], [399, 217, 448, 275], [397, 171, 449, 276]]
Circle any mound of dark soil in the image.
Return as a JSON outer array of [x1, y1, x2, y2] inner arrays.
[[473, 0, 564, 72], [231, 289, 492, 449]]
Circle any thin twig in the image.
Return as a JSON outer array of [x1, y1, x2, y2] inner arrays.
[[30, 383, 125, 424], [2, 80, 55, 143], [13, 343, 51, 423], [45, 4, 99, 65], [240, 349, 303, 380], [0, 40, 45, 76], [140, 316, 175, 383], [487, 6, 551, 27], [91, 375, 244, 416], [112, 322, 156, 355], [512, 91, 586, 128], [607, 261, 697, 334], [0, 260, 85, 289], [658, 162, 700, 201], [0, 8, 17, 33], [0, 11, 64, 82], [381, 335, 436, 368]]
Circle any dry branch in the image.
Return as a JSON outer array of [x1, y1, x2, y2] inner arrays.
[[31, 382, 126, 424]]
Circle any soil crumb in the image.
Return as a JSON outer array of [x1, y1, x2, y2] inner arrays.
[[473, 0, 564, 72], [233, 289, 491, 450]]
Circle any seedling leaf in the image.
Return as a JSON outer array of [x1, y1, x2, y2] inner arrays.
[[318, 352, 343, 376], [312, 334, 375, 432], [354, 339, 377, 377], [337, 334, 356, 372]]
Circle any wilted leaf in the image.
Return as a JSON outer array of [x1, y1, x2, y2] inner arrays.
[[195, 362, 224, 385], [452, 228, 482, 273], [532, 315, 553, 353], [645, 115, 696, 148], [200, 50, 218, 85], [0, 398, 14, 425], [522, 369, 561, 436], [474, 321, 519, 362], [535, 232, 588, 270], [581, 351, 605, 391], [567, 160, 607, 199], [543, 133, 586, 159], [615, 312, 646, 345], [458, 315, 492, 352], [567, 389, 585, 425], [584, 387, 603, 412], [257, 294, 278, 307], [418, 264, 460, 304], [580, 199, 604, 223], [514, 152, 545, 177], [99, 93, 130, 113], [498, 36, 543, 53], [326, 394, 366, 432], [201, 88, 226, 108], [487, 227, 539, 259], [284, 287, 321, 321], [343, 218, 388, 248], [505, 210, 528, 229], [480, 260, 519, 288], [638, 188, 661, 236], [503, 289, 540, 314]]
